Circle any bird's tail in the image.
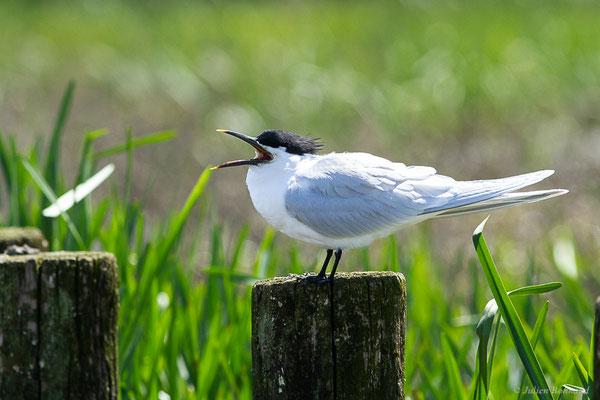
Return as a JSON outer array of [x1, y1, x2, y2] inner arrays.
[[432, 189, 568, 218], [423, 170, 568, 218]]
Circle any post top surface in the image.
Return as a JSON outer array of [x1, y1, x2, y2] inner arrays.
[[0, 227, 45, 238], [254, 271, 405, 288], [0, 251, 116, 263]]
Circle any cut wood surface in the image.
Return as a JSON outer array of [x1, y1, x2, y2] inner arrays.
[[0, 251, 119, 400], [252, 271, 406, 400], [0, 227, 49, 253]]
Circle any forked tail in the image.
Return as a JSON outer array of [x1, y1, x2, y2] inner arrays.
[[433, 189, 567, 218], [422, 170, 567, 218]]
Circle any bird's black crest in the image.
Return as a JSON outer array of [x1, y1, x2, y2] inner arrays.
[[256, 130, 323, 155]]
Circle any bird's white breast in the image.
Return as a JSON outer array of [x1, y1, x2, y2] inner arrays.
[[245, 163, 290, 231], [245, 155, 326, 245]]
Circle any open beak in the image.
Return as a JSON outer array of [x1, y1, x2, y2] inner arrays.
[[211, 130, 274, 170]]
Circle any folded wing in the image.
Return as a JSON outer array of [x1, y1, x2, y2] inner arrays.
[[285, 153, 451, 237], [285, 153, 565, 238]]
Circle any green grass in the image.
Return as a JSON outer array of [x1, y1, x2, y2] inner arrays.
[[2, 1, 600, 398], [1, 84, 597, 399]]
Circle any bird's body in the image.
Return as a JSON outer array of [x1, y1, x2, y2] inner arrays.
[[247, 149, 563, 249], [214, 129, 567, 281], [246, 151, 435, 249]]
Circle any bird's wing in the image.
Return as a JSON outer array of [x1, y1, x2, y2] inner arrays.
[[284, 153, 455, 238], [285, 153, 561, 238]]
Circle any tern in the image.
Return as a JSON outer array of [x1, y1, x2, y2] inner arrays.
[[212, 129, 567, 282]]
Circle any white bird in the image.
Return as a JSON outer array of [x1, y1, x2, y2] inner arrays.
[[212, 129, 567, 282]]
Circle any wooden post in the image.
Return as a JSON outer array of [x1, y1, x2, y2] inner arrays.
[[0, 252, 119, 400], [594, 296, 599, 399], [0, 227, 49, 253], [252, 271, 406, 400]]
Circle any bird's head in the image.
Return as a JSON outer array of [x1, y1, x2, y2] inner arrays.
[[211, 129, 323, 170]]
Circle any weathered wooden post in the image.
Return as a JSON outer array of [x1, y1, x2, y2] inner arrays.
[[594, 296, 599, 399], [0, 240, 119, 399], [252, 271, 406, 400]]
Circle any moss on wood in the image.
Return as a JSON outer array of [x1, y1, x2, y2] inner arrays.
[[0, 252, 118, 400], [252, 271, 406, 400], [0, 227, 49, 253], [0, 256, 39, 399]]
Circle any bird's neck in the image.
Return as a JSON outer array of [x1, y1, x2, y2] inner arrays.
[[257, 151, 317, 173]]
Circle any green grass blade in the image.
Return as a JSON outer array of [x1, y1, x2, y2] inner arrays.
[[75, 129, 107, 243], [45, 81, 75, 190], [22, 157, 85, 249], [253, 229, 275, 278], [202, 267, 257, 283], [486, 314, 501, 387], [94, 130, 176, 160], [125, 128, 133, 206], [161, 167, 211, 256], [0, 132, 15, 215], [120, 326, 145, 379], [76, 129, 107, 184], [592, 297, 598, 396], [517, 301, 550, 400], [40, 82, 75, 246], [442, 332, 467, 400], [472, 217, 553, 400], [572, 352, 592, 396], [475, 299, 498, 394], [557, 385, 587, 400], [78, 128, 107, 166], [229, 225, 249, 270], [0, 135, 21, 225], [123, 168, 212, 353], [508, 282, 564, 297], [385, 235, 399, 270], [417, 362, 442, 400]]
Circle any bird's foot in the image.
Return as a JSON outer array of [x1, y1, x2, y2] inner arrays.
[[293, 273, 331, 285]]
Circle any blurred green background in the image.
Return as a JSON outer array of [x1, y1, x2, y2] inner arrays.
[[2, 0, 598, 241], [1, 1, 599, 398]]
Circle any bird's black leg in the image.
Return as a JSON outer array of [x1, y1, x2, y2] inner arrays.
[[316, 249, 334, 279], [328, 249, 343, 281], [300, 249, 333, 283]]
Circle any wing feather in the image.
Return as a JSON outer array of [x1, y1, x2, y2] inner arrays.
[[285, 153, 451, 238]]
